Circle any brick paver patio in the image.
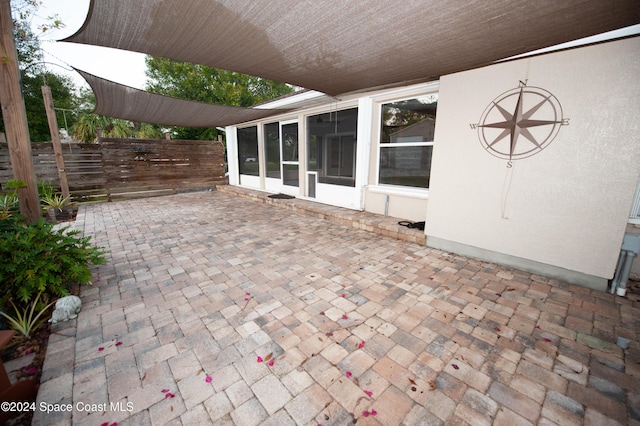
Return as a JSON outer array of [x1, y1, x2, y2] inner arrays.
[[34, 189, 640, 425]]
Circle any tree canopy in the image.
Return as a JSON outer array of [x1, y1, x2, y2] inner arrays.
[[0, 3, 79, 142], [145, 56, 294, 140]]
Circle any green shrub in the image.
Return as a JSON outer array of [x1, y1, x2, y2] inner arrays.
[[0, 219, 107, 307]]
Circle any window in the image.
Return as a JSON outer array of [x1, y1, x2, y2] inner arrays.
[[307, 107, 358, 187], [379, 94, 437, 188], [264, 122, 280, 178], [237, 126, 259, 176]]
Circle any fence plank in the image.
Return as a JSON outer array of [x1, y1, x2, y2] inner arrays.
[[0, 138, 227, 201]]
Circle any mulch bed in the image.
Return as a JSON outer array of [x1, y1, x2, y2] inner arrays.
[[0, 323, 51, 425]]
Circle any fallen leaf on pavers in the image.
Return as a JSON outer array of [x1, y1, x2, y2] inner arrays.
[[428, 380, 436, 390], [264, 352, 273, 362], [408, 378, 417, 385], [141, 373, 146, 381], [353, 377, 360, 387]]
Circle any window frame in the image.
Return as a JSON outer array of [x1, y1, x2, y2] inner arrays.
[[374, 86, 439, 192], [236, 125, 259, 176]]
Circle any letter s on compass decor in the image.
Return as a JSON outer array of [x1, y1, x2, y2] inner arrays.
[[470, 80, 569, 167]]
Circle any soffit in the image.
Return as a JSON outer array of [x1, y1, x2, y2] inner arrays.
[[65, 0, 640, 97]]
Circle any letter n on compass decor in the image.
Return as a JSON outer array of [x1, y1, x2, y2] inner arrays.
[[471, 80, 569, 167]]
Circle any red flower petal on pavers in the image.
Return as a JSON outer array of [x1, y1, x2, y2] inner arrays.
[[205, 375, 212, 383], [161, 389, 169, 393], [244, 297, 249, 301], [319, 311, 325, 316], [362, 411, 370, 417], [268, 359, 275, 366], [535, 325, 541, 329], [544, 338, 552, 342], [363, 390, 373, 397], [341, 293, 345, 298], [494, 327, 501, 332], [358, 341, 365, 349], [341, 314, 348, 320], [98, 347, 104, 351], [257, 356, 263, 363], [371, 409, 377, 416], [246, 292, 250, 295], [452, 364, 459, 370], [101, 423, 109, 426], [345, 371, 352, 378], [115, 341, 123, 346], [165, 392, 175, 398]]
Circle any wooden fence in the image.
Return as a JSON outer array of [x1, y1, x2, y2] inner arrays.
[[0, 138, 227, 202]]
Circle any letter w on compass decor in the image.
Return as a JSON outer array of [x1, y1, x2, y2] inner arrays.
[[472, 81, 569, 167]]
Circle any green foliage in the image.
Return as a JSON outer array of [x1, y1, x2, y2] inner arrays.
[[0, 3, 79, 142], [0, 219, 107, 308], [37, 181, 55, 200], [0, 180, 26, 221], [70, 113, 165, 143], [0, 292, 53, 339], [145, 56, 294, 140], [41, 193, 70, 212], [22, 71, 79, 142]]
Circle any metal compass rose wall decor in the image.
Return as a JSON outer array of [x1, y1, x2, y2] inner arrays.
[[471, 80, 569, 167]]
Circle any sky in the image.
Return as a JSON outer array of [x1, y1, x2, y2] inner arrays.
[[29, 0, 147, 90], [27, 0, 640, 93]]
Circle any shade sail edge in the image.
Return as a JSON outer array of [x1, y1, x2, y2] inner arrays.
[[77, 69, 293, 128]]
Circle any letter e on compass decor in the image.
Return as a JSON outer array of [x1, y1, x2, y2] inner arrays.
[[471, 80, 569, 167]]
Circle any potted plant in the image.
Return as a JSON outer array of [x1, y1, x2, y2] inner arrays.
[[41, 193, 72, 222]]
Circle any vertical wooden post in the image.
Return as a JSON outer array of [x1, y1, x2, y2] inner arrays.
[[0, 0, 41, 222], [41, 85, 70, 198]]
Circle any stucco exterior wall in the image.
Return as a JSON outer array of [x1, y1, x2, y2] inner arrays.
[[364, 188, 428, 222], [425, 37, 640, 289]]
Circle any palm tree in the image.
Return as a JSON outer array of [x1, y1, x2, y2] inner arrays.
[[70, 113, 111, 143]]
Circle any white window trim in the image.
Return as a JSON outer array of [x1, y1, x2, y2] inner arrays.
[[373, 87, 439, 190], [367, 184, 429, 199]]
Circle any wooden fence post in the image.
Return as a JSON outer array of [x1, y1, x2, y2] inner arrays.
[[41, 85, 70, 198], [0, 0, 41, 222]]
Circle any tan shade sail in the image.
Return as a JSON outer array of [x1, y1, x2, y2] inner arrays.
[[65, 0, 639, 97], [77, 69, 291, 127]]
